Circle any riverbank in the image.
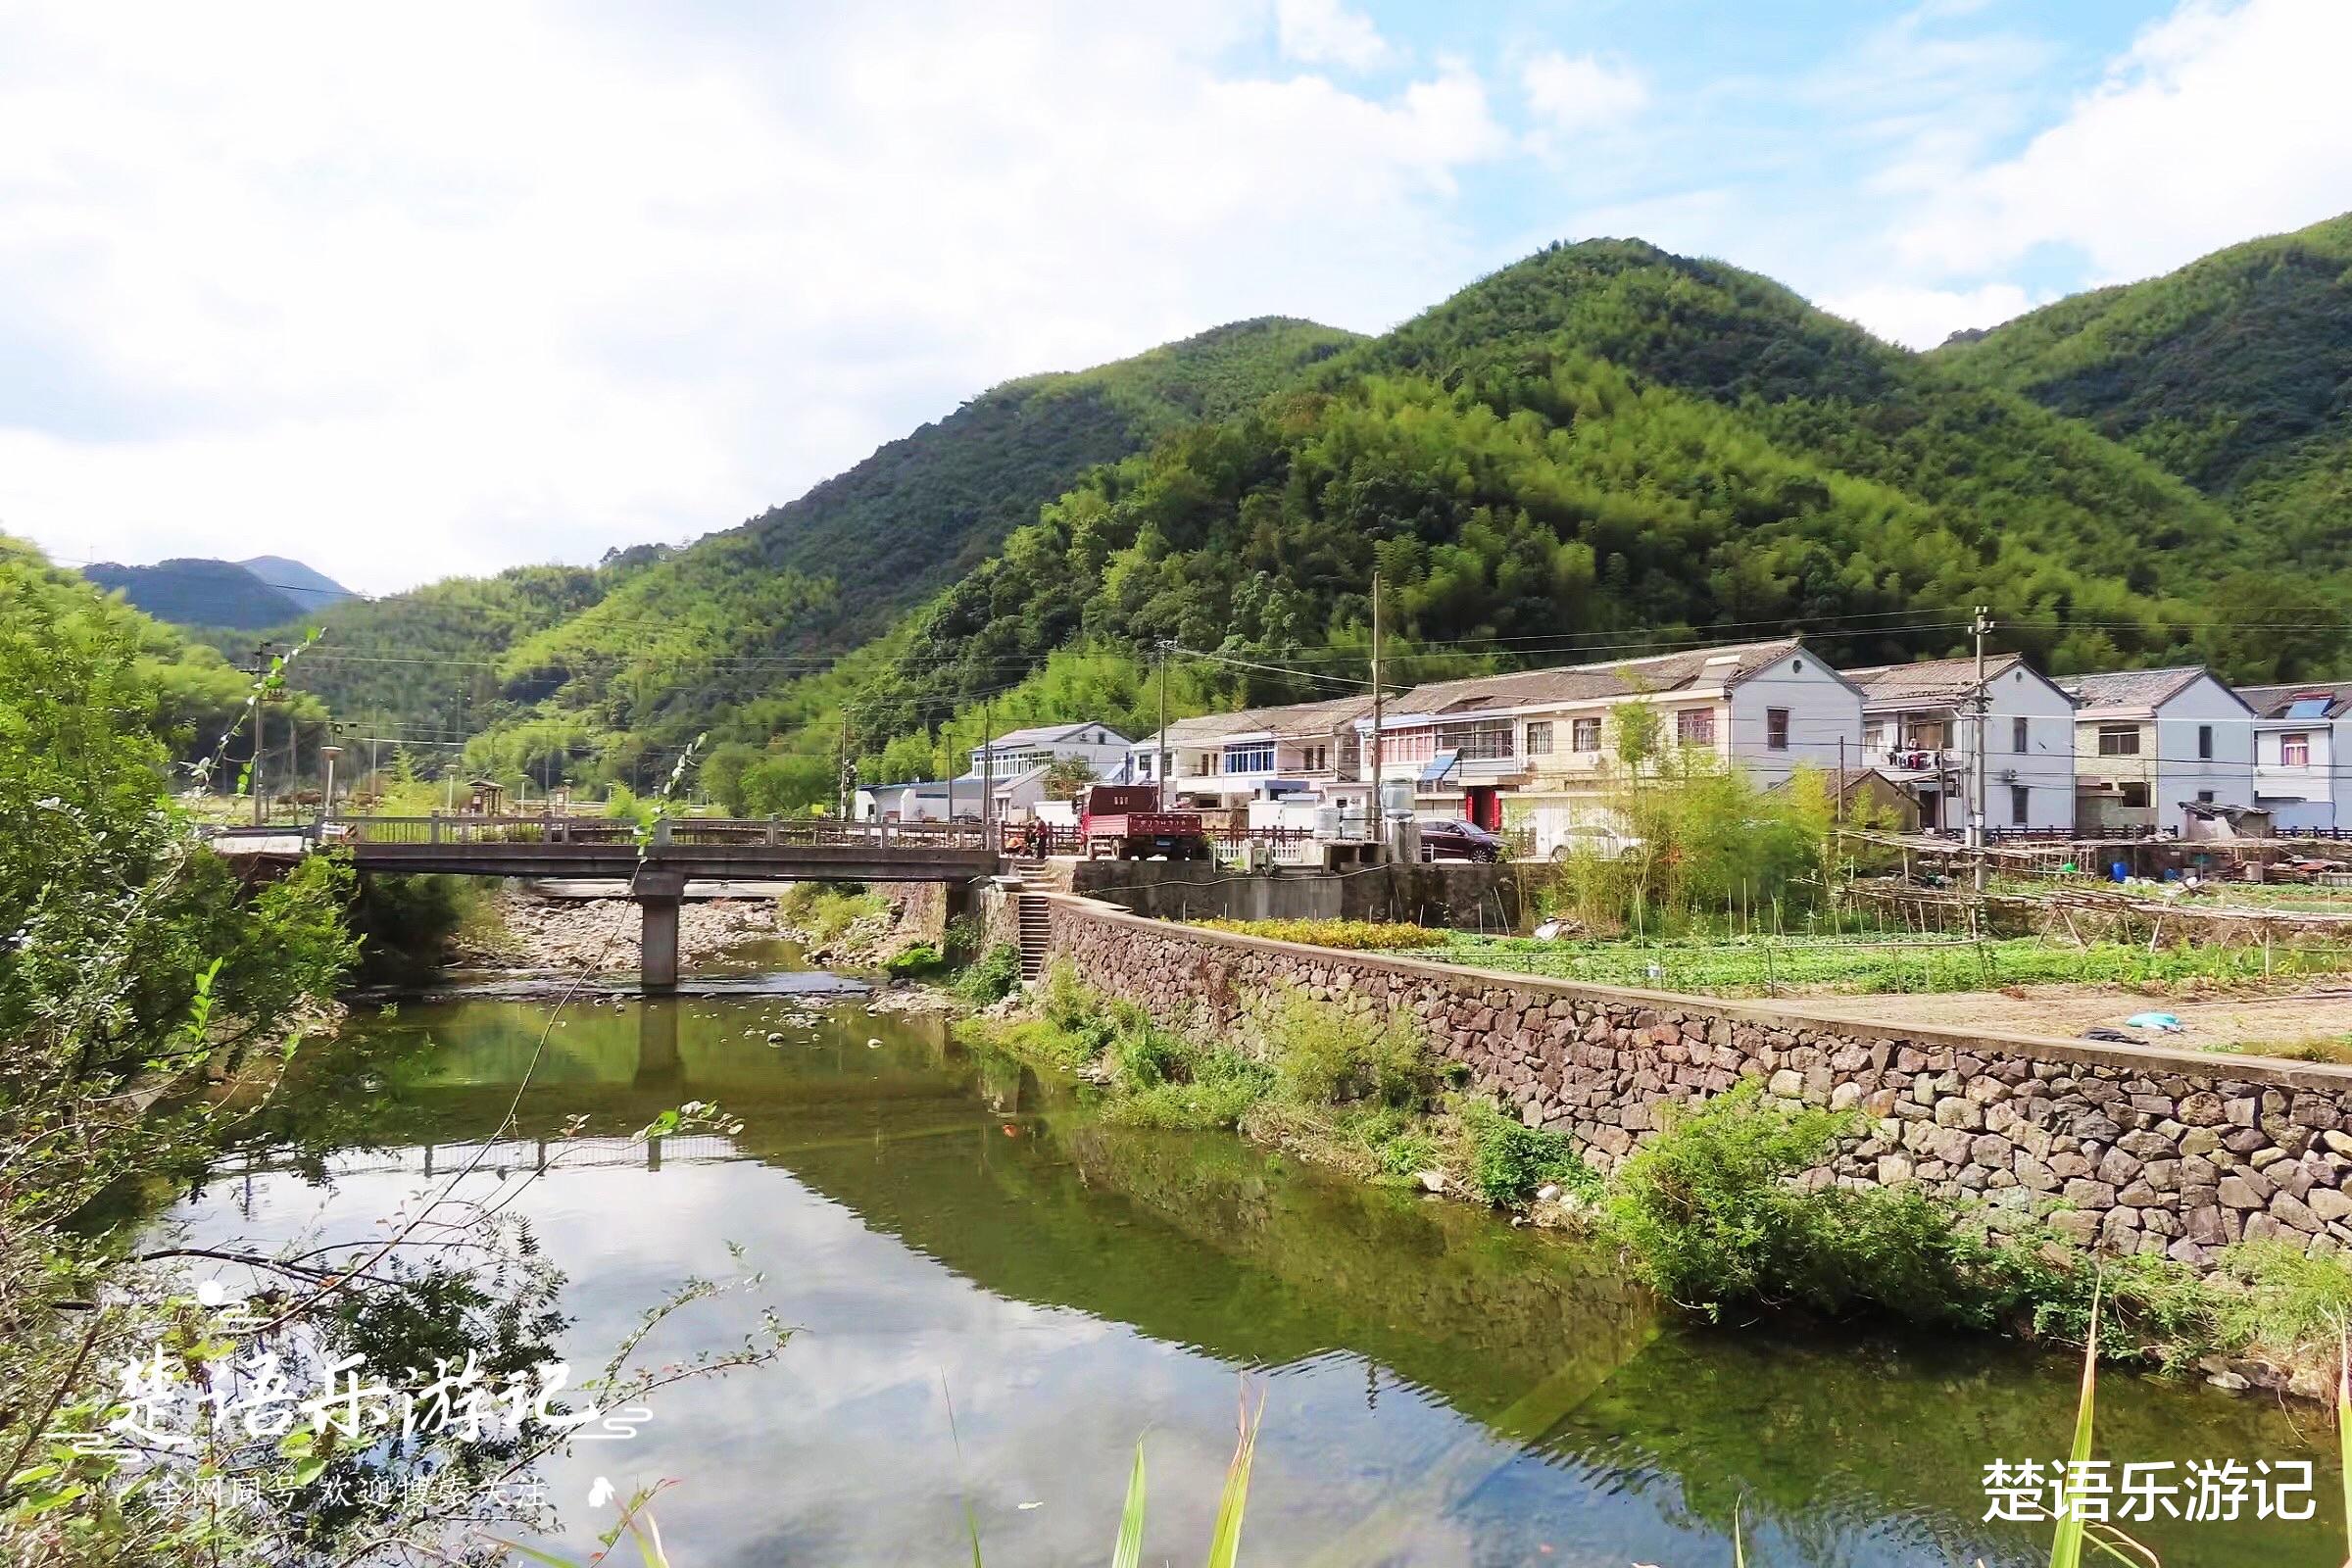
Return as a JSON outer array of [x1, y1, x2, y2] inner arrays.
[[965, 957, 2352, 1404]]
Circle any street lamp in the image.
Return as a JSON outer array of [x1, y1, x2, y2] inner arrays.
[[319, 745, 344, 822]]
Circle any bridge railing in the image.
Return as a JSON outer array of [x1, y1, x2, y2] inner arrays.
[[321, 814, 1004, 854]]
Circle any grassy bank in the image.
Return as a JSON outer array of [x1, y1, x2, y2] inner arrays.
[[966, 962, 2352, 1391]]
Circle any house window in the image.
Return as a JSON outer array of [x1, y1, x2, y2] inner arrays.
[[2120, 782, 2151, 808], [1195, 752, 1217, 775], [2096, 725, 2140, 757], [1439, 718, 1514, 761], [1571, 717, 1601, 753], [2011, 785, 2030, 826], [2012, 717, 2029, 752], [1676, 709, 1716, 747], [2197, 724, 2214, 760], [1525, 721, 1554, 757], [1766, 709, 1789, 751], [2197, 790, 2216, 804], [2283, 733, 2312, 766], [1224, 742, 1274, 774]]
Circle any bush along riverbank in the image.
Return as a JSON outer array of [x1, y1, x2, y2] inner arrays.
[[962, 961, 2352, 1401], [770, 884, 1023, 1011]]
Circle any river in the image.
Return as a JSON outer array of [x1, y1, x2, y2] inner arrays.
[[156, 950, 2341, 1566]]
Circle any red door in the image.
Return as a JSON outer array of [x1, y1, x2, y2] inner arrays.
[[1466, 787, 1502, 831]]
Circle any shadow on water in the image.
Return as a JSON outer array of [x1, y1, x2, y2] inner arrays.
[[172, 982, 2343, 1568]]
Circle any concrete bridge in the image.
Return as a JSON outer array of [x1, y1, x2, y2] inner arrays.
[[218, 814, 1003, 990]]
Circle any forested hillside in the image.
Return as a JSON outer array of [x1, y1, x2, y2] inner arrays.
[[843, 239, 2311, 790], [268, 318, 1353, 774], [5, 536, 325, 772], [1937, 213, 2352, 563], [251, 228, 2352, 811]]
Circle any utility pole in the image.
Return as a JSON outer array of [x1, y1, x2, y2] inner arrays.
[[981, 697, 995, 842], [1971, 605, 1995, 893], [838, 712, 852, 820], [246, 641, 276, 826], [1370, 571, 1385, 851], [1154, 640, 1170, 811]]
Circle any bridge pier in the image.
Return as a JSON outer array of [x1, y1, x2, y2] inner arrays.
[[635, 869, 686, 993]]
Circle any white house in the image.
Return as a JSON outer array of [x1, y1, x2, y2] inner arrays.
[[2056, 667, 2255, 835], [964, 721, 1131, 781], [1368, 638, 1863, 855], [1129, 697, 1372, 808], [853, 779, 959, 822], [1843, 654, 2078, 835], [2237, 681, 2352, 832]]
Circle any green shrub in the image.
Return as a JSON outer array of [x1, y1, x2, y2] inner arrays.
[[942, 912, 987, 960], [954, 942, 1020, 1004], [1344, 1105, 1440, 1179], [778, 884, 888, 941], [2209, 1239, 2352, 1358], [883, 942, 945, 978], [1256, 987, 1435, 1111], [1601, 1081, 1854, 1308], [1194, 918, 1447, 951], [1461, 1097, 1590, 1206], [1109, 1048, 1273, 1130]]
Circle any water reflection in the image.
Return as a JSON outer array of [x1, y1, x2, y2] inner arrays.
[[163, 992, 2339, 1567]]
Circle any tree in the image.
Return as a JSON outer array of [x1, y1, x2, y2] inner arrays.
[[1041, 755, 1098, 801]]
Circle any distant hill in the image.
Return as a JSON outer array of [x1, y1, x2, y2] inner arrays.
[[1935, 213, 2352, 562], [82, 558, 303, 630], [81, 553, 357, 629], [240, 556, 357, 610]]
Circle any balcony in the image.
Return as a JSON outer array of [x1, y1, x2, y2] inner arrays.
[[1876, 747, 1958, 780]]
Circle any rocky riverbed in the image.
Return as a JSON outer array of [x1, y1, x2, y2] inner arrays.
[[452, 889, 790, 970]]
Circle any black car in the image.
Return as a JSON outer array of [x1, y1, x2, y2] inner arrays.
[[1417, 818, 1503, 862]]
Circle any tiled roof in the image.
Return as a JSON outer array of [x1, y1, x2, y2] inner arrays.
[[1141, 695, 1373, 748], [986, 721, 1128, 748], [1843, 652, 2026, 704], [1386, 638, 1807, 715], [2237, 681, 2352, 720], [2055, 666, 2210, 711]]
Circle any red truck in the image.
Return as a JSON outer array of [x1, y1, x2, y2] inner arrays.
[[1077, 783, 1214, 860]]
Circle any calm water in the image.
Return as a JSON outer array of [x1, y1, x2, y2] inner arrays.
[[158, 963, 2340, 1566]]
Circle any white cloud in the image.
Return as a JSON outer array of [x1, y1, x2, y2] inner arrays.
[[0, 2, 1505, 592], [1895, 0, 2352, 281], [1273, 0, 1390, 71], [1821, 281, 2040, 350], [1520, 51, 1647, 139]]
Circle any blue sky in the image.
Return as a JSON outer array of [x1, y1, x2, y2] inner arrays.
[[3, 0, 2346, 593]]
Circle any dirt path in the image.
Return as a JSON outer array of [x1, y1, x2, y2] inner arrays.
[[1800, 982, 2352, 1057]]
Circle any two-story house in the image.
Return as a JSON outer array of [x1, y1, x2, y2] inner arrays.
[[2237, 681, 2352, 832], [2056, 667, 2255, 835], [1129, 697, 1372, 808], [966, 721, 1132, 781], [1365, 638, 1862, 853], [1843, 654, 2078, 835]]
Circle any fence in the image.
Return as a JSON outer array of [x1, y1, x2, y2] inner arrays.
[[320, 814, 1001, 851]]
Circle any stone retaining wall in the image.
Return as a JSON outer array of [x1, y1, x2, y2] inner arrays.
[[1046, 895, 2352, 1269]]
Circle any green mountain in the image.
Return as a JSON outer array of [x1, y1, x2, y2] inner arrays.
[[281, 229, 2352, 810], [848, 237, 2265, 781], [82, 557, 305, 630], [285, 318, 1357, 772], [1936, 213, 2352, 562]]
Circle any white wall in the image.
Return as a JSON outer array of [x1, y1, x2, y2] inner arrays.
[[2254, 722, 2336, 828], [2152, 675, 2256, 832], [1984, 666, 2078, 832], [1726, 649, 1861, 789]]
